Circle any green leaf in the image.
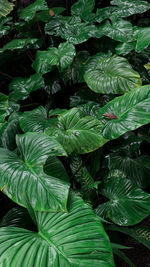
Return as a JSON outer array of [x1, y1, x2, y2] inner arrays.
[[84, 55, 141, 94], [62, 51, 90, 84], [0, 118, 20, 150], [44, 156, 69, 182], [70, 155, 95, 200], [99, 19, 133, 42], [106, 153, 150, 187], [96, 7, 116, 23], [110, 0, 150, 18], [0, 93, 8, 123], [19, 106, 58, 133], [37, 7, 66, 23], [71, 0, 95, 20], [0, 132, 69, 212], [19, 0, 48, 22], [8, 74, 44, 101], [115, 42, 136, 56], [98, 85, 150, 139], [45, 108, 108, 154], [113, 249, 136, 267], [95, 177, 150, 226], [32, 42, 76, 74], [107, 224, 150, 250], [136, 27, 150, 52], [0, 39, 39, 53], [0, 17, 11, 37], [0, 194, 115, 267], [0, 0, 14, 17]]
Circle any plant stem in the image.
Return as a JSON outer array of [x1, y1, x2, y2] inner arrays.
[[35, 14, 46, 48], [0, 71, 13, 80]]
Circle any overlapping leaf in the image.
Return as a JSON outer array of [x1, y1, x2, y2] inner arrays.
[[0, 194, 115, 267], [0, 132, 69, 212], [32, 42, 76, 74], [136, 27, 150, 52], [84, 55, 141, 94], [95, 177, 150, 226], [0, 93, 8, 123], [45, 108, 108, 154], [71, 0, 95, 20], [98, 85, 150, 139], [8, 74, 44, 101]]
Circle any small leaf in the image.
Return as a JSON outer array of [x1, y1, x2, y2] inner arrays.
[[0, 39, 39, 53]]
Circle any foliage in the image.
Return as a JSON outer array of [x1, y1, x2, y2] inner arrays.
[[1, 0, 150, 266]]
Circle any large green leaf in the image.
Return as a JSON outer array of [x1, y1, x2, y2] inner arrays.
[[8, 74, 44, 101], [98, 85, 150, 139], [0, 39, 38, 53], [45, 108, 108, 154], [19, 0, 48, 22], [0, 132, 69, 212], [0, 118, 20, 150], [84, 55, 141, 94], [19, 106, 66, 133], [106, 153, 150, 187], [32, 42, 76, 74], [136, 27, 150, 52], [115, 42, 136, 56], [71, 0, 95, 20], [0, 194, 115, 267], [95, 177, 150, 226], [0, 93, 8, 123], [99, 19, 133, 42], [0, 0, 14, 17], [110, 0, 150, 18]]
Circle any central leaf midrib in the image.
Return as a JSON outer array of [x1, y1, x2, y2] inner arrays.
[[38, 230, 73, 265]]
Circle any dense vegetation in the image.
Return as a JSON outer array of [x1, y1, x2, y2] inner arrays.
[[1, 0, 150, 266]]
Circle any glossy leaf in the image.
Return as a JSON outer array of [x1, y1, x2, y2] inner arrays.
[[0, 194, 115, 267], [0, 0, 14, 17], [71, 0, 95, 19], [0, 39, 38, 53], [99, 19, 133, 42], [45, 108, 108, 154], [110, 0, 150, 18], [96, 7, 116, 23], [0, 93, 8, 123], [136, 27, 150, 52], [0, 17, 11, 37], [115, 42, 136, 56], [8, 74, 44, 101], [19, 0, 48, 22], [84, 55, 141, 94], [106, 153, 150, 187], [20, 107, 66, 133], [0, 118, 20, 150], [0, 132, 69, 212], [98, 85, 150, 139], [96, 177, 150, 226], [32, 42, 76, 74]]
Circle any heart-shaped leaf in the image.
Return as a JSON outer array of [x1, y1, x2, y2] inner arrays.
[[45, 108, 108, 154], [96, 177, 150, 226], [0, 194, 115, 267], [98, 85, 150, 139], [0, 132, 69, 212], [84, 55, 141, 94], [136, 27, 150, 52]]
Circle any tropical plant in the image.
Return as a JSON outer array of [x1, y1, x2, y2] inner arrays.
[[1, 0, 150, 266]]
